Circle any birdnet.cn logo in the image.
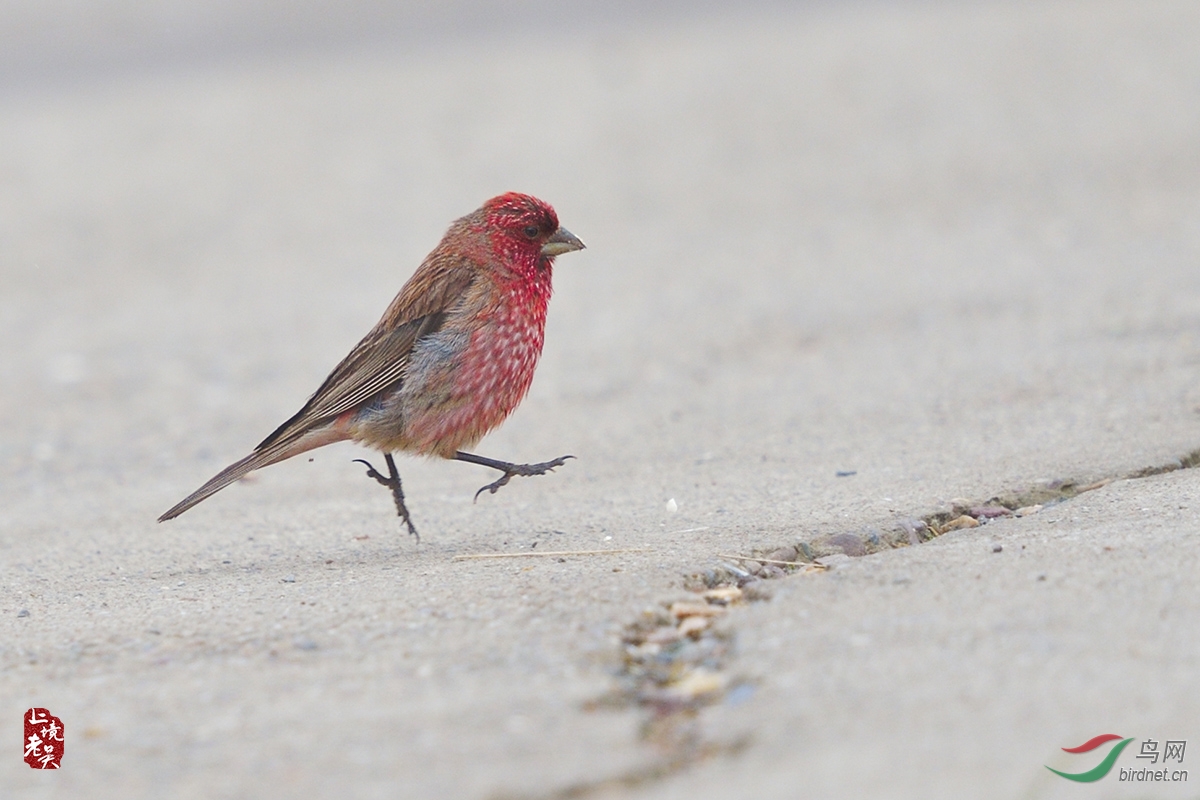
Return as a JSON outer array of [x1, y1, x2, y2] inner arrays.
[[1046, 734, 1188, 783]]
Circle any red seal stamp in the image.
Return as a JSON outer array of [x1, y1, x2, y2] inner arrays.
[[23, 708, 64, 769]]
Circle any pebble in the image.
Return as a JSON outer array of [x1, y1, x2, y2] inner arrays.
[[948, 497, 973, 514], [766, 545, 798, 563], [17, 609, 29, 618], [1015, 504, 1043, 517], [667, 668, 726, 699], [670, 601, 726, 619], [741, 560, 763, 576], [716, 563, 752, 581], [815, 554, 852, 568], [280, 575, 296, 583], [293, 637, 318, 651], [760, 564, 787, 579], [991, 543, 1003, 553], [898, 518, 928, 544], [943, 515, 980, 530], [830, 533, 866, 556], [678, 616, 710, 637], [971, 505, 1013, 519], [703, 587, 743, 604]]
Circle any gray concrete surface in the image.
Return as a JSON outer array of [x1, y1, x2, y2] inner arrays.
[[2, 0, 1199, 797]]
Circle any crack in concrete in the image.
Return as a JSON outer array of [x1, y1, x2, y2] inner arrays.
[[499, 445, 1200, 799]]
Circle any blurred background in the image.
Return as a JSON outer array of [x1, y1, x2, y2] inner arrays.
[[6, 0, 1198, 527]]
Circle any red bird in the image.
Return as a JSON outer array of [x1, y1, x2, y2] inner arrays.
[[159, 193, 585, 538]]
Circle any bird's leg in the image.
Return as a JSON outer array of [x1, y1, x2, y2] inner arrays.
[[353, 453, 419, 541], [453, 451, 575, 502]]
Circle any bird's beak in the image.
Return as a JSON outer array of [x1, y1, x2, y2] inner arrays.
[[541, 227, 586, 257]]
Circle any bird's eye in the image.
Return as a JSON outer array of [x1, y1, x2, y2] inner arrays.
[[523, 225, 539, 238]]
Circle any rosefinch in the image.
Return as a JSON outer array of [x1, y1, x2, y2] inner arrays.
[[159, 192, 585, 538]]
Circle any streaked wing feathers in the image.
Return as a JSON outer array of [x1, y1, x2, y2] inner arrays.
[[256, 263, 476, 451]]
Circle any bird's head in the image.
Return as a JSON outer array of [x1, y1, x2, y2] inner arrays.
[[482, 193, 585, 268]]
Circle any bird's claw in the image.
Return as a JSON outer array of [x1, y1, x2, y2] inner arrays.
[[472, 455, 575, 503], [354, 456, 419, 542], [354, 458, 386, 484], [473, 474, 513, 502]]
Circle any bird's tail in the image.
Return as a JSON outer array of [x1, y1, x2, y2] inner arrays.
[[158, 425, 349, 522], [158, 451, 275, 522]]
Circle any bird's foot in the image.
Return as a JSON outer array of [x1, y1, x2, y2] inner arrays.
[[353, 453, 419, 541], [453, 452, 575, 502]]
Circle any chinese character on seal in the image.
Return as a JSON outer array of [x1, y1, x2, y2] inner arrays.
[[23, 708, 64, 769]]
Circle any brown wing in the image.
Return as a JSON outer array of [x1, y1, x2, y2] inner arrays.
[[159, 215, 488, 522], [159, 263, 478, 523], [257, 261, 477, 451]]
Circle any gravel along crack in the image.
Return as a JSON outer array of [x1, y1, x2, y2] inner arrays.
[[504, 446, 1200, 800]]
